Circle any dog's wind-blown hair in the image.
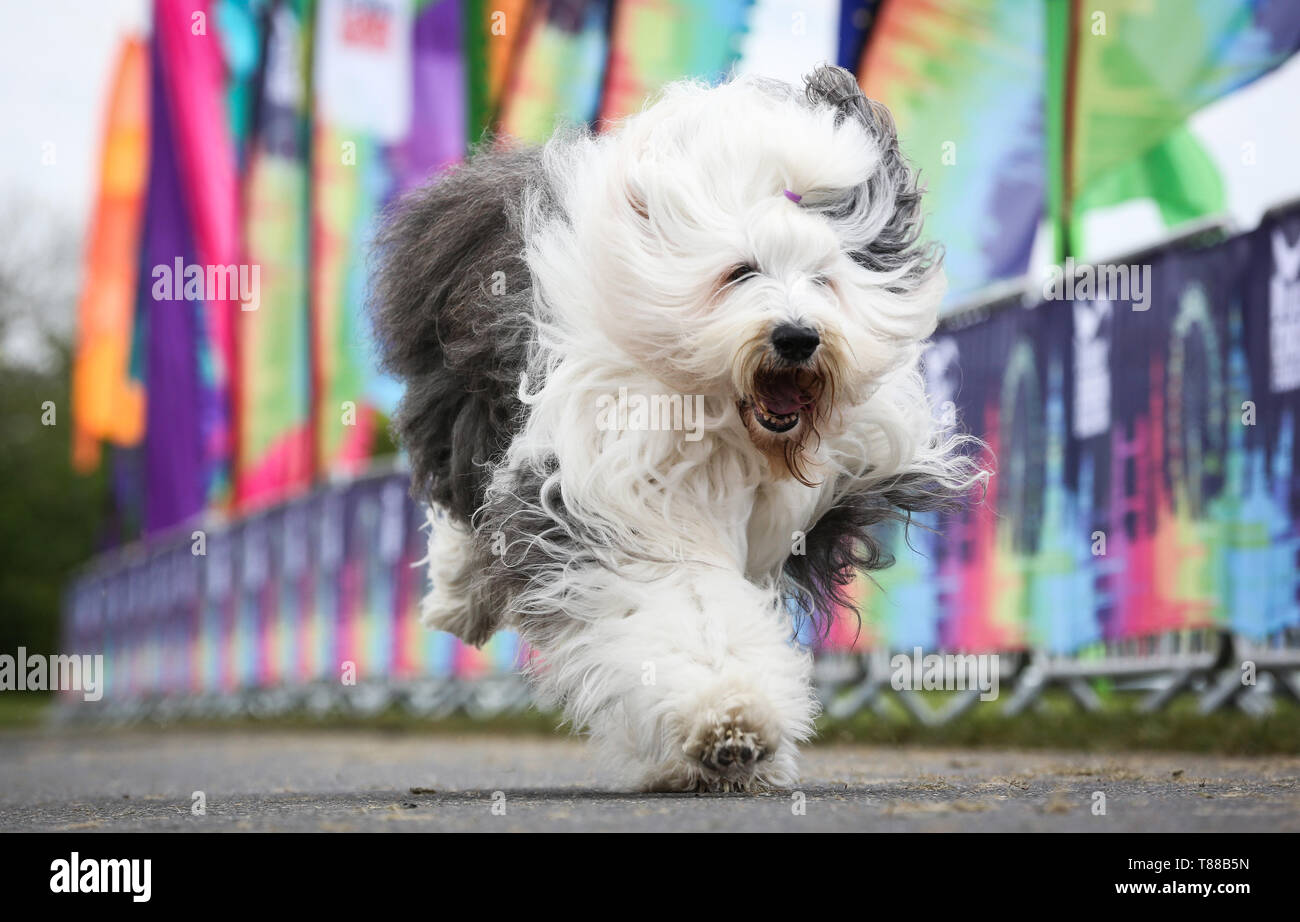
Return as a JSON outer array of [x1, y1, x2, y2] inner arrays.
[[371, 65, 986, 791]]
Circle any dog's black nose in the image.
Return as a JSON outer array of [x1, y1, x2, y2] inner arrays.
[[771, 324, 820, 362]]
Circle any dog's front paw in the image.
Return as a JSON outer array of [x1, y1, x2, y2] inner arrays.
[[685, 711, 769, 791], [663, 685, 783, 792]]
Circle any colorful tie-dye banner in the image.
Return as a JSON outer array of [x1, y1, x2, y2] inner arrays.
[[599, 0, 752, 122], [215, 0, 268, 164], [856, 0, 1046, 305], [402, 0, 469, 179], [499, 0, 611, 142], [72, 38, 149, 472], [313, 0, 492, 465], [236, 0, 315, 510], [310, 0, 413, 476], [1051, 0, 1300, 259], [156, 0, 243, 422], [138, 33, 216, 533], [85, 10, 251, 524], [160, 0, 247, 509], [483, 0, 532, 113], [456, 0, 533, 136], [84, 8, 244, 530], [858, 0, 1300, 300]]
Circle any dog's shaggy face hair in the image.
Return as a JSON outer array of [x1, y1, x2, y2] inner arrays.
[[371, 66, 984, 792], [566, 69, 942, 485]]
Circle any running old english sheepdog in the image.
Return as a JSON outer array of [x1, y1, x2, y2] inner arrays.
[[370, 65, 983, 792]]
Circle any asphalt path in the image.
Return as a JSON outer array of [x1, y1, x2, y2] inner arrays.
[[2, 730, 1297, 832]]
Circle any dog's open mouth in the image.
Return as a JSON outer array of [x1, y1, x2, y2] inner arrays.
[[744, 367, 821, 434]]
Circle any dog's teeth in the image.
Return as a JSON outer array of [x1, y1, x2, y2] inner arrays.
[[748, 397, 801, 432]]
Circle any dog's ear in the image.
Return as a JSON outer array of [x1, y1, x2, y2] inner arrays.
[[369, 145, 541, 519], [801, 65, 938, 292], [802, 63, 875, 129]]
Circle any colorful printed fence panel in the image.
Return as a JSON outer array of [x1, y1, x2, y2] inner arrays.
[[61, 209, 1300, 709], [62, 468, 528, 707], [846, 204, 1300, 656]]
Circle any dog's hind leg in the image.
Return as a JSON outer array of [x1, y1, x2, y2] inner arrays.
[[419, 506, 500, 647]]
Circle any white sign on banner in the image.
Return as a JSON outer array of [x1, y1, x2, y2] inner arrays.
[[315, 0, 413, 141], [1072, 299, 1112, 439], [1269, 229, 1300, 393]]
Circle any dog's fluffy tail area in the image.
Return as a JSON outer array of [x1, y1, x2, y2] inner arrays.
[[368, 143, 543, 523]]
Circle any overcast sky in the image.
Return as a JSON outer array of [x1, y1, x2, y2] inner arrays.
[[0, 0, 148, 228]]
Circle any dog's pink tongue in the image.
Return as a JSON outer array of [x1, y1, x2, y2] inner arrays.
[[762, 382, 812, 415]]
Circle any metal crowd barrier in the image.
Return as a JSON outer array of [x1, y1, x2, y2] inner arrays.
[[58, 465, 531, 723], [56, 459, 1297, 724], [57, 206, 1300, 724]]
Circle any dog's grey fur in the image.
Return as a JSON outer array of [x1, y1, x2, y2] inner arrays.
[[371, 145, 559, 645], [370, 145, 544, 521], [781, 473, 966, 636], [802, 65, 939, 291]]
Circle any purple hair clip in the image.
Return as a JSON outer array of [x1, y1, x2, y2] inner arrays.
[[783, 189, 803, 204]]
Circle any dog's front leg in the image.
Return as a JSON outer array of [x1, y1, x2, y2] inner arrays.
[[540, 564, 817, 793]]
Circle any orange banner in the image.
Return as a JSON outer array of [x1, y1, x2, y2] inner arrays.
[[71, 38, 149, 470]]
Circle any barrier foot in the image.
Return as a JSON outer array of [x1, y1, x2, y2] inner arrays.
[[826, 679, 884, 720], [1140, 670, 1195, 713], [1267, 670, 1300, 706], [893, 688, 942, 725], [933, 687, 984, 724], [1065, 678, 1102, 712], [1002, 662, 1045, 717], [891, 687, 983, 726], [1198, 670, 1247, 714], [1235, 682, 1276, 716]]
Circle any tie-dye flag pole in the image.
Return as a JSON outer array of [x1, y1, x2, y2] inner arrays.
[[139, 29, 212, 532], [599, 0, 752, 123], [155, 0, 244, 505], [310, 0, 417, 477], [71, 38, 149, 471], [855, 0, 1046, 304], [498, 0, 611, 142], [236, 0, 316, 510]]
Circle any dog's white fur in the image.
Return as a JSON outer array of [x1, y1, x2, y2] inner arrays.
[[408, 72, 980, 791]]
